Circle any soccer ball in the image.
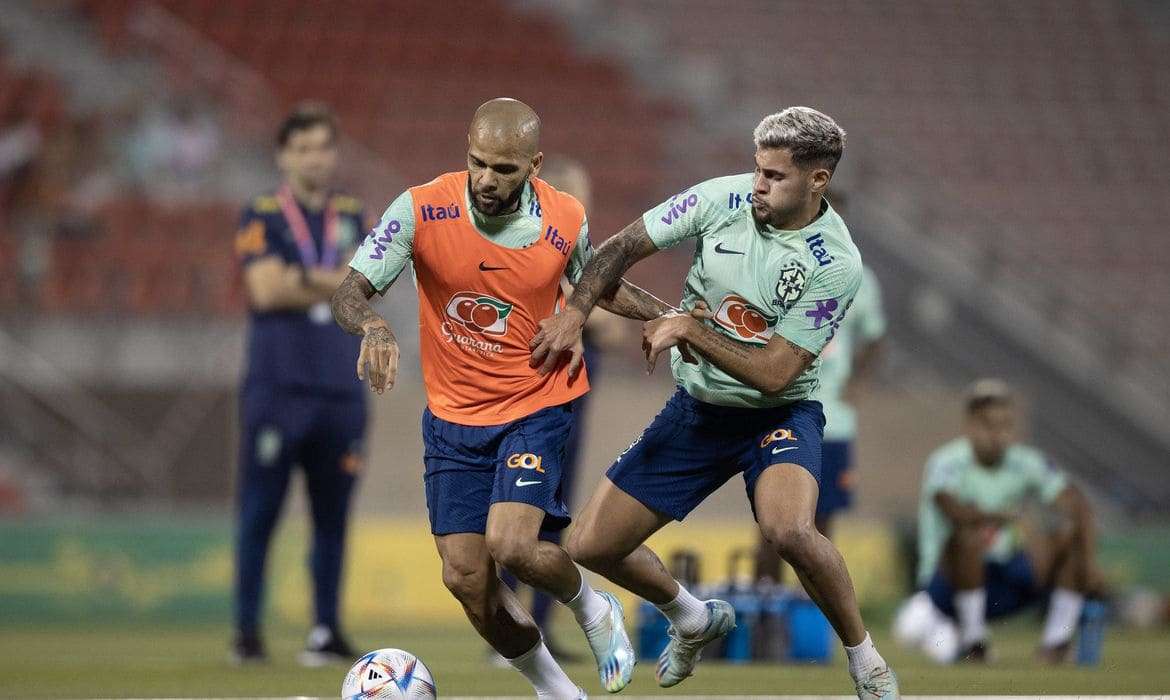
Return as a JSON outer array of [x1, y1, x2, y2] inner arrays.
[[342, 648, 437, 699]]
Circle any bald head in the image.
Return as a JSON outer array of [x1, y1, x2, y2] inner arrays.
[[466, 98, 544, 216], [470, 98, 541, 158]]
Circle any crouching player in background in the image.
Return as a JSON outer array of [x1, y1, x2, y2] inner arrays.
[[894, 379, 1105, 664]]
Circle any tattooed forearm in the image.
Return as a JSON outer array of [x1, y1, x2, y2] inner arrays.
[[681, 322, 815, 395], [686, 323, 754, 361], [596, 280, 674, 321], [331, 269, 383, 336], [568, 219, 659, 316]]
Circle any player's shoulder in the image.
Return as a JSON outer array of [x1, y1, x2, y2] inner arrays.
[[927, 437, 971, 470], [329, 193, 364, 215], [244, 192, 281, 217], [1004, 443, 1050, 471], [411, 171, 465, 196], [860, 265, 881, 293], [696, 172, 754, 195], [688, 172, 754, 212]]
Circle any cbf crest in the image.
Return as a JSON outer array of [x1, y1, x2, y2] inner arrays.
[[773, 261, 807, 311]]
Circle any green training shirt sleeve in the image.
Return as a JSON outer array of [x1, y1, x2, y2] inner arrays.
[[1024, 450, 1069, 503], [855, 267, 887, 343], [565, 218, 594, 285], [922, 451, 961, 500], [774, 256, 863, 355], [641, 176, 740, 250], [349, 190, 416, 293]]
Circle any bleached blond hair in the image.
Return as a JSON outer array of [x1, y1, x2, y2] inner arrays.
[[753, 106, 846, 172]]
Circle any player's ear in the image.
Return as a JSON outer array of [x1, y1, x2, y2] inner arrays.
[[809, 166, 831, 195], [530, 151, 543, 180]]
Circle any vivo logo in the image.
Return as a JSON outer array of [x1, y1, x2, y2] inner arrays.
[[660, 193, 699, 225]]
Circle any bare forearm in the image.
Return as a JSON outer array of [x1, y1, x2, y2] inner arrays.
[[568, 219, 657, 316], [936, 493, 997, 527], [331, 269, 386, 336], [305, 266, 350, 295], [596, 280, 674, 321], [250, 266, 331, 311], [681, 323, 808, 394]]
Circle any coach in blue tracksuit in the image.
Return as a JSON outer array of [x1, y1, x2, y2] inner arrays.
[[232, 103, 366, 666]]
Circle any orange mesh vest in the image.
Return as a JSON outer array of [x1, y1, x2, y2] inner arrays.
[[410, 171, 589, 425]]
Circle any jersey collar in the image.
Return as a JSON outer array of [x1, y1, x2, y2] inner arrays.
[[465, 180, 536, 237]]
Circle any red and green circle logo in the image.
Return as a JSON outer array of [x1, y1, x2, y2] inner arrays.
[[712, 294, 775, 344], [445, 292, 514, 336]]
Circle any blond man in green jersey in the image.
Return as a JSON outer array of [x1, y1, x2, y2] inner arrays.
[[532, 107, 898, 700]]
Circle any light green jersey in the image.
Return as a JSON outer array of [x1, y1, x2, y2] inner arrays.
[[352, 179, 592, 292], [644, 173, 862, 407], [813, 267, 886, 441], [916, 437, 1069, 586]]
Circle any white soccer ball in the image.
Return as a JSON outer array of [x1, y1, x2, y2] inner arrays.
[[342, 648, 437, 699]]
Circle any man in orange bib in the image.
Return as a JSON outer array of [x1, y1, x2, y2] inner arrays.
[[331, 99, 677, 697]]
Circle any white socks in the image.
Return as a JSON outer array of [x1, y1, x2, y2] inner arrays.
[[507, 641, 580, 700], [1042, 588, 1085, 647], [845, 632, 887, 680], [564, 571, 610, 629], [655, 581, 708, 637], [955, 588, 988, 646]]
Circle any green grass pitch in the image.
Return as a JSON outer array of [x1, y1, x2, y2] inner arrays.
[[1, 619, 1168, 698]]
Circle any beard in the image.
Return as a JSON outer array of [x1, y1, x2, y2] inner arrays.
[[468, 175, 526, 216]]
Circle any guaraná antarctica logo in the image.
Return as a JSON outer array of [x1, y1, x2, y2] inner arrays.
[[444, 292, 514, 336], [712, 294, 777, 345]]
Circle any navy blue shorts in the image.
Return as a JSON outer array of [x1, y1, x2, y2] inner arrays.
[[926, 551, 1040, 620], [422, 402, 576, 536], [815, 440, 854, 517], [607, 388, 824, 522]]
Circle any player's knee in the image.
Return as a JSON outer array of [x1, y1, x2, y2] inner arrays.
[[760, 519, 817, 561], [484, 531, 535, 575], [441, 557, 489, 604]]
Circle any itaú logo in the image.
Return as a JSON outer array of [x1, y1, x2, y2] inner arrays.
[[506, 453, 545, 473], [445, 292, 513, 336]]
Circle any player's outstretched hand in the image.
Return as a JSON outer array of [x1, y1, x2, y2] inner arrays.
[[642, 311, 695, 375], [530, 306, 587, 376], [357, 323, 400, 394]]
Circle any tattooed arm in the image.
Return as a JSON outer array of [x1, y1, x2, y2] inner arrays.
[[642, 313, 816, 395], [530, 218, 661, 373], [594, 280, 673, 321], [569, 219, 659, 315], [331, 268, 400, 394]]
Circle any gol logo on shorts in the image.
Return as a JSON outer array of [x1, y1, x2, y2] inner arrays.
[[506, 453, 545, 473], [760, 428, 798, 449]]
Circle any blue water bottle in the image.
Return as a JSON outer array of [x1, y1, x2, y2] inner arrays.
[[1076, 599, 1107, 666], [636, 599, 671, 660]]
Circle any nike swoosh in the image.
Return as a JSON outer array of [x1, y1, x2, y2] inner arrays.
[[771, 445, 799, 455], [714, 242, 744, 255], [479, 261, 507, 271], [515, 478, 542, 487]]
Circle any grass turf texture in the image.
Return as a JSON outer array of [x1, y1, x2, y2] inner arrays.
[[1, 619, 1167, 698]]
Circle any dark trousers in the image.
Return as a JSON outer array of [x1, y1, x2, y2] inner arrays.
[[234, 386, 366, 636]]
